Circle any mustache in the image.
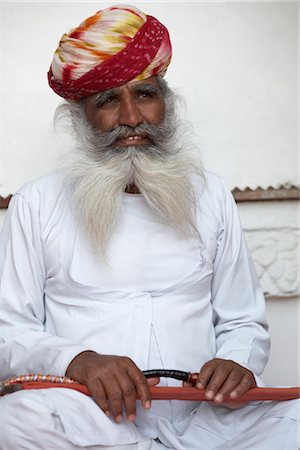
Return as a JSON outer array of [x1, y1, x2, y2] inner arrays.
[[93, 123, 165, 148]]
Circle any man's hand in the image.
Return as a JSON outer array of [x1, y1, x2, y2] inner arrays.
[[66, 351, 159, 422], [186, 358, 256, 408]]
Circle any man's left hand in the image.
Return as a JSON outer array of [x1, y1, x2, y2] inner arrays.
[[187, 358, 256, 407]]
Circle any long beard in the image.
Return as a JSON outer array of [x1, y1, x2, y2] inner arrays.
[[57, 83, 204, 258]]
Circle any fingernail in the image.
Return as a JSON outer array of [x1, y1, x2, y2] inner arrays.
[[145, 400, 151, 409], [196, 382, 204, 389], [128, 414, 136, 422], [105, 410, 111, 417], [205, 390, 214, 400], [214, 393, 223, 403], [115, 415, 123, 423], [230, 391, 238, 398]]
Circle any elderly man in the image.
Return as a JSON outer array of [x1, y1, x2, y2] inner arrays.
[[0, 5, 298, 450]]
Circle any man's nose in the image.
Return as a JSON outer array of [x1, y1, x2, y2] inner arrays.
[[118, 96, 143, 128]]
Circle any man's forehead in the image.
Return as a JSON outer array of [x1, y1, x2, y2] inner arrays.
[[102, 77, 160, 93], [88, 77, 161, 101]]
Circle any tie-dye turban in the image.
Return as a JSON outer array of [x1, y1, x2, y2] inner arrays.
[[48, 5, 172, 100]]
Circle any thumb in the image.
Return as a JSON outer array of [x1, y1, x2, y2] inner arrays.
[[147, 377, 160, 386]]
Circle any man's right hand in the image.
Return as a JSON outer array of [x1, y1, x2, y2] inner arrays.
[[66, 351, 159, 423]]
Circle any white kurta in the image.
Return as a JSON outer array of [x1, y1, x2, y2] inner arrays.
[[0, 171, 298, 449]]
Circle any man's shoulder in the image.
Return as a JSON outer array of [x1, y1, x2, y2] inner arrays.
[[15, 171, 70, 206], [194, 170, 229, 200], [192, 171, 235, 225], [203, 170, 227, 189]]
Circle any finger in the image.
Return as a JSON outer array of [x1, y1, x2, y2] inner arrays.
[[88, 378, 111, 418], [128, 366, 152, 411], [104, 378, 124, 422], [197, 363, 215, 389], [204, 366, 230, 401], [212, 369, 244, 403], [147, 377, 160, 386], [229, 373, 256, 399], [116, 375, 137, 422]]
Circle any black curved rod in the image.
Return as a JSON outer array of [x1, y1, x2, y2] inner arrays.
[[143, 369, 191, 382]]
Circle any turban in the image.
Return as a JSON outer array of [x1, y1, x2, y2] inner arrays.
[[48, 5, 172, 100]]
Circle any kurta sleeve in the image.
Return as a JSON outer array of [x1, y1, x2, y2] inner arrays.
[[211, 181, 270, 376], [0, 193, 89, 380]]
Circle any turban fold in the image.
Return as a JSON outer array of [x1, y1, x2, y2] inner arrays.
[[48, 5, 172, 100]]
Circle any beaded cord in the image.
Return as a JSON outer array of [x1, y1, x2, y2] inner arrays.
[[1, 374, 78, 387]]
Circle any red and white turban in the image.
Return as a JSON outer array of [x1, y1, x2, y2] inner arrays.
[[48, 4, 172, 100]]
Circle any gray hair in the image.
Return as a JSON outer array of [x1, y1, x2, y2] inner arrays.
[[55, 77, 204, 259]]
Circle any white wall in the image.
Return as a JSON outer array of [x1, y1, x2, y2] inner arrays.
[[1, 1, 299, 385], [263, 297, 299, 386]]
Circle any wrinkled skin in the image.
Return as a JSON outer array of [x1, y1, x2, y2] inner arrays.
[[66, 352, 256, 421], [185, 358, 256, 409], [84, 77, 165, 135], [66, 351, 159, 423]]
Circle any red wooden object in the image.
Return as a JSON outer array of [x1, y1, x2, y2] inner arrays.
[[2, 381, 299, 402]]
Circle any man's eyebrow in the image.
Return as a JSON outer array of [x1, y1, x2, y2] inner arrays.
[[94, 88, 118, 105], [130, 83, 161, 94], [93, 83, 161, 105]]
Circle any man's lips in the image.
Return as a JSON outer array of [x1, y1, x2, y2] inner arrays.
[[116, 135, 149, 146]]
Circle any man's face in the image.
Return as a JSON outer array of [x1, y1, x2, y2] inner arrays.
[[84, 77, 165, 147], [67, 77, 202, 255]]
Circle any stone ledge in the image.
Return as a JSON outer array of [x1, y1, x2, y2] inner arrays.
[[232, 185, 299, 202]]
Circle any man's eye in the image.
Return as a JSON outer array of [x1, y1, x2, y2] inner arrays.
[[138, 91, 153, 99], [95, 96, 117, 107]]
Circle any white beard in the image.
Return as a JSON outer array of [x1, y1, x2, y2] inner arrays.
[[57, 82, 205, 258]]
